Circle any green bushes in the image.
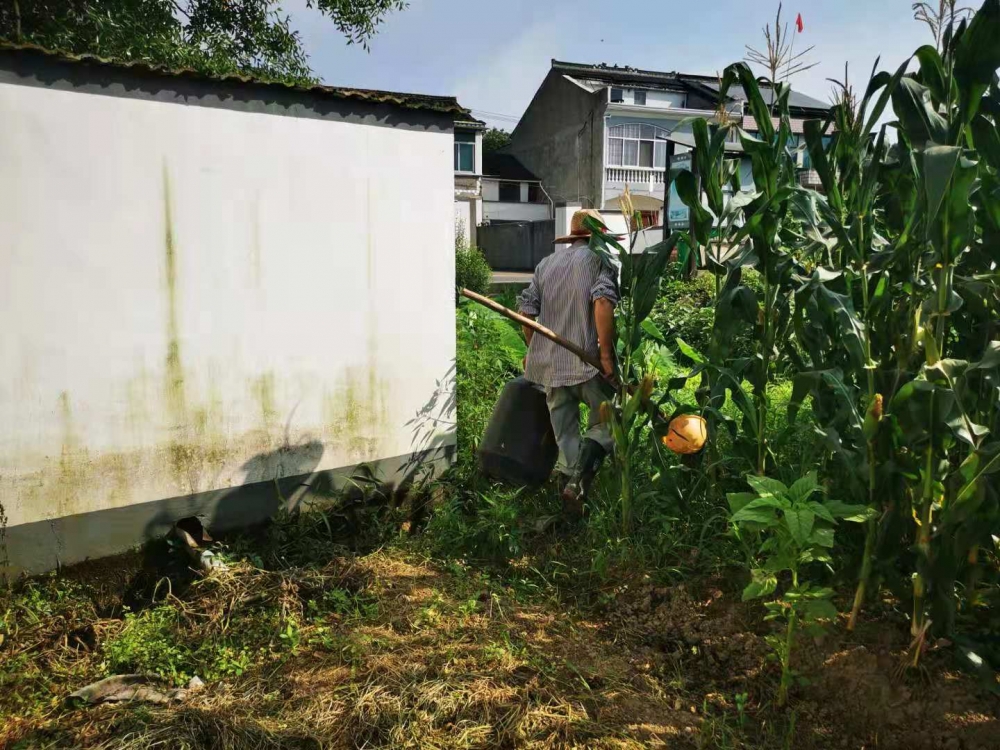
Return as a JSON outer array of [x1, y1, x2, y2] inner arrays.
[[454, 298, 524, 475], [455, 221, 492, 296], [651, 266, 763, 363]]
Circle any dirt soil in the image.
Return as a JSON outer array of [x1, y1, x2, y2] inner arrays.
[[2, 548, 997, 749], [606, 579, 999, 749]]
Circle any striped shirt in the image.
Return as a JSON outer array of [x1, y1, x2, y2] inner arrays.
[[518, 240, 619, 388]]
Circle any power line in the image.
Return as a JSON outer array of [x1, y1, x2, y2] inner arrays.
[[470, 108, 521, 123]]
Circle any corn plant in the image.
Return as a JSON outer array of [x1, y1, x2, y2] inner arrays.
[[791, 57, 908, 630], [583, 195, 680, 531], [797, 0, 1000, 640], [729, 472, 872, 705]]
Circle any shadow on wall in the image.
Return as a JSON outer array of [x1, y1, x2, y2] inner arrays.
[[399, 362, 457, 529], [141, 426, 327, 549]]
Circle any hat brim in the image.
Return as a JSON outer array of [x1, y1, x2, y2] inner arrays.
[[553, 231, 625, 244]]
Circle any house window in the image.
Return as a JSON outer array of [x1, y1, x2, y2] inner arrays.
[[634, 90, 646, 105], [527, 184, 544, 203], [455, 131, 475, 172], [499, 181, 520, 202], [610, 87, 624, 103], [607, 124, 669, 169]]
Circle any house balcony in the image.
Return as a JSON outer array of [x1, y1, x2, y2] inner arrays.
[[605, 166, 666, 189], [798, 169, 822, 189]]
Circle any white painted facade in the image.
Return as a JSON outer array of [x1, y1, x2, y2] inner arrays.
[[0, 78, 455, 570], [454, 123, 484, 247], [482, 201, 550, 222], [481, 178, 550, 223], [610, 87, 688, 109]]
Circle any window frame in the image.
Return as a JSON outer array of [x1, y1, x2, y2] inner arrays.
[[454, 131, 476, 173], [606, 123, 671, 169], [633, 90, 647, 106], [498, 181, 521, 202]]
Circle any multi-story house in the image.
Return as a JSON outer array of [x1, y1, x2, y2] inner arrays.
[[508, 60, 831, 236], [454, 116, 485, 248]]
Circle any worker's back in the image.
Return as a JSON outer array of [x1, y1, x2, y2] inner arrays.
[[519, 240, 616, 388]]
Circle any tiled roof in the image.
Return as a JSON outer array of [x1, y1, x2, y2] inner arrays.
[[0, 42, 470, 116], [552, 60, 687, 92], [552, 59, 830, 113]]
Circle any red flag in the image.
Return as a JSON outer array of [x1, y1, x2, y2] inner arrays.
[[795, 13, 804, 32]]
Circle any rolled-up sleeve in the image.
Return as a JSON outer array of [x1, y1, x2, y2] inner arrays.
[[519, 274, 541, 316], [591, 264, 619, 306]]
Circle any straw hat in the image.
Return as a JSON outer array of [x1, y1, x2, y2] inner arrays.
[[554, 208, 623, 244]]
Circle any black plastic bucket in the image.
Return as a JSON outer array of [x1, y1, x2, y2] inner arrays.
[[478, 376, 558, 486]]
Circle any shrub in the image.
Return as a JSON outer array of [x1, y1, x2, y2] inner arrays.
[[454, 298, 524, 475], [455, 220, 492, 295], [651, 268, 763, 362]]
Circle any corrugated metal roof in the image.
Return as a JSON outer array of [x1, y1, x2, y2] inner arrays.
[[0, 42, 470, 116]]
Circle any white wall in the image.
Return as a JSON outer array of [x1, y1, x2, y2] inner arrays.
[[555, 203, 582, 238], [455, 201, 473, 246], [0, 82, 455, 558], [618, 89, 687, 109], [646, 90, 687, 108], [482, 180, 499, 202], [483, 202, 551, 222]]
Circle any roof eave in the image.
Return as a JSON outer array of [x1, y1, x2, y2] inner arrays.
[[0, 42, 470, 116]]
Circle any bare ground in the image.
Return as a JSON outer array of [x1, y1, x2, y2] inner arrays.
[[1, 545, 997, 749]]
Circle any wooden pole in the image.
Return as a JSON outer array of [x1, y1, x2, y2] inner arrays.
[[459, 288, 603, 371]]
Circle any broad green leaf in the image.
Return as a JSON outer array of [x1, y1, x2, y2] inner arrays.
[[726, 492, 757, 515], [913, 45, 948, 105], [824, 500, 876, 523], [807, 502, 835, 524], [954, 0, 1000, 126], [732, 497, 787, 524], [971, 114, 1000, 172], [746, 475, 788, 498], [631, 235, 681, 325], [742, 569, 778, 602], [803, 598, 839, 623], [804, 119, 842, 214], [956, 443, 1000, 504], [787, 472, 821, 504], [862, 58, 911, 137], [723, 62, 775, 143], [892, 76, 947, 148], [811, 526, 835, 548], [784, 508, 816, 547], [641, 318, 667, 345], [970, 341, 1000, 372], [675, 337, 706, 364], [923, 145, 962, 228]]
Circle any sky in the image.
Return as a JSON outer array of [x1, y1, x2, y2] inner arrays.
[[286, 0, 938, 129]]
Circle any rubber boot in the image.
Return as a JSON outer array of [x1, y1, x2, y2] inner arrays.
[[560, 438, 607, 520]]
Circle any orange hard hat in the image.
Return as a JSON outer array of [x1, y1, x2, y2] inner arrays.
[[662, 414, 708, 455]]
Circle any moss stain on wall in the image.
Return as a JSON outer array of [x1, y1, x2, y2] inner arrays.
[[162, 162, 186, 430], [54, 391, 86, 520], [251, 372, 278, 438]]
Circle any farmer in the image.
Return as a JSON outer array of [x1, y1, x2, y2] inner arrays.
[[518, 209, 619, 519]]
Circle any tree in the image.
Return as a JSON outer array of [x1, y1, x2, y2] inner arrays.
[[483, 127, 511, 155], [1, 0, 406, 84]]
